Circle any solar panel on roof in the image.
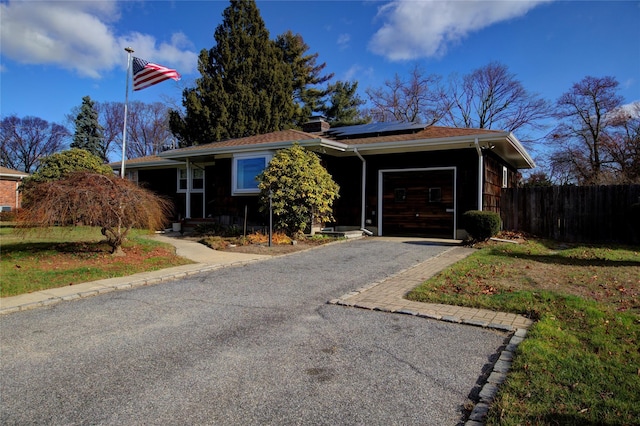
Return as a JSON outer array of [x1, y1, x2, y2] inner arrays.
[[325, 121, 427, 138]]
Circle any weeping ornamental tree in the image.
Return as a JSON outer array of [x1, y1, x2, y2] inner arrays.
[[18, 172, 172, 255], [257, 145, 339, 238]]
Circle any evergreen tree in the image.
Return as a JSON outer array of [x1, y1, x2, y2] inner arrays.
[[275, 30, 333, 127], [71, 96, 106, 161], [170, 0, 295, 145], [321, 81, 368, 127]]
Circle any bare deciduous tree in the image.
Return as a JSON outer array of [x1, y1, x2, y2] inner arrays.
[[66, 101, 175, 161], [0, 115, 69, 173], [96, 101, 125, 161], [18, 172, 172, 255], [601, 102, 640, 183], [550, 75, 625, 184], [365, 65, 449, 124], [126, 101, 175, 158], [444, 62, 550, 139]]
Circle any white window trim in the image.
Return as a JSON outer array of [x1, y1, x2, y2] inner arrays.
[[502, 166, 508, 188], [177, 167, 205, 194], [232, 152, 272, 195]]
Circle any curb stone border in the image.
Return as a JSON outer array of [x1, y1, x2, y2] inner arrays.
[[0, 260, 263, 315], [0, 236, 360, 316]]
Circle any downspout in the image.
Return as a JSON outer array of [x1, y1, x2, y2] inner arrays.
[[15, 180, 20, 209], [353, 148, 373, 236], [474, 138, 483, 211], [185, 158, 192, 219]]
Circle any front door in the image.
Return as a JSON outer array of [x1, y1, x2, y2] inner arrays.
[[381, 169, 455, 238]]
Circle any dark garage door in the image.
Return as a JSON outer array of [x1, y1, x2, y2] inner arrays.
[[382, 169, 455, 238]]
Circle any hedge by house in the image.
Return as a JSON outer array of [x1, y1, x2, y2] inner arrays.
[[463, 210, 501, 241]]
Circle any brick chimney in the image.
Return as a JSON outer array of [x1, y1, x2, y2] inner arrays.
[[302, 116, 330, 134]]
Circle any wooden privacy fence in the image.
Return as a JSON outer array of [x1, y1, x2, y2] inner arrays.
[[500, 185, 640, 244]]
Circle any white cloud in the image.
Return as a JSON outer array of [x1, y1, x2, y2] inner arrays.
[[337, 33, 351, 50], [343, 64, 374, 83], [369, 0, 551, 61], [343, 65, 362, 82], [0, 0, 198, 78]]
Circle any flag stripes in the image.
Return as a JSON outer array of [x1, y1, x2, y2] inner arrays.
[[132, 57, 180, 91]]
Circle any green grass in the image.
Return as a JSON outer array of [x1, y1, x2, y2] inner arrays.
[[407, 239, 640, 425], [1, 224, 192, 297]]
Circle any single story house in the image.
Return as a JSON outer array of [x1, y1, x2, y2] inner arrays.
[[0, 166, 29, 212], [113, 118, 535, 239]]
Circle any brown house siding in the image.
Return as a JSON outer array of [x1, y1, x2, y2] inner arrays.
[[483, 152, 517, 213], [193, 150, 482, 231], [324, 149, 480, 231], [207, 159, 264, 226]]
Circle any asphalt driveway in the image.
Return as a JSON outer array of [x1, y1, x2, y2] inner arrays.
[[0, 239, 508, 425]]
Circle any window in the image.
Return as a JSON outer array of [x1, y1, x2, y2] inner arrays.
[[232, 153, 271, 195], [192, 168, 204, 190], [126, 170, 138, 184], [178, 169, 188, 191], [428, 187, 442, 203], [394, 188, 406, 202], [177, 168, 205, 193], [502, 166, 508, 188]]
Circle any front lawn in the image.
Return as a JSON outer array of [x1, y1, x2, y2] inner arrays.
[[0, 224, 192, 297], [407, 238, 640, 425]]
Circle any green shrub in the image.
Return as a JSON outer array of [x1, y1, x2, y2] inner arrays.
[[193, 222, 222, 236], [0, 210, 17, 221], [463, 210, 501, 241]]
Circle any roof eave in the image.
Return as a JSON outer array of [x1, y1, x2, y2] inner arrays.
[[348, 131, 535, 169], [505, 133, 536, 169], [0, 173, 28, 180], [108, 159, 184, 170], [159, 138, 348, 159]]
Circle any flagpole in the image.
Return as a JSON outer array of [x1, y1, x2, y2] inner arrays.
[[120, 47, 134, 178]]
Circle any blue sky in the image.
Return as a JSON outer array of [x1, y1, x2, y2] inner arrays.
[[1, 0, 639, 145]]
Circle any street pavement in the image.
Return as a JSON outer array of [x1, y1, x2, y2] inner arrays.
[[1, 237, 517, 425]]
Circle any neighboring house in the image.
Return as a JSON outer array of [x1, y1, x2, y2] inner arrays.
[[0, 166, 29, 213], [113, 118, 535, 239]]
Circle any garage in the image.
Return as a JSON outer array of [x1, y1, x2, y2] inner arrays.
[[379, 168, 456, 238]]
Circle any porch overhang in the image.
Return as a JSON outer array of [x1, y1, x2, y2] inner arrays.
[[343, 132, 535, 169]]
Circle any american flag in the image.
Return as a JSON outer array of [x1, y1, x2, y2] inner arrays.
[[132, 57, 181, 91]]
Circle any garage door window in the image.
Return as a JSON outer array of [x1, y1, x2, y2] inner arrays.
[[428, 187, 442, 203]]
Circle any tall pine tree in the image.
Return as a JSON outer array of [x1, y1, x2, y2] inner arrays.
[[321, 81, 368, 127], [275, 30, 333, 127], [170, 0, 295, 145], [71, 96, 106, 161]]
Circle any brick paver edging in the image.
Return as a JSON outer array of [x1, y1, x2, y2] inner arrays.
[[327, 246, 535, 425], [0, 259, 265, 316]]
